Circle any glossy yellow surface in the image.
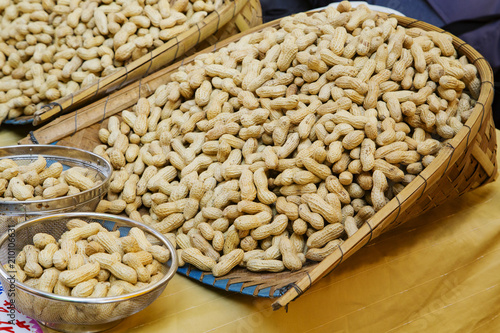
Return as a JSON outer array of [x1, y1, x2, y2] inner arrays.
[[0, 125, 30, 146], [3, 128, 500, 332]]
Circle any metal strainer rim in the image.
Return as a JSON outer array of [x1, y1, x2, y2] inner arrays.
[[0, 144, 112, 206], [0, 212, 178, 304]]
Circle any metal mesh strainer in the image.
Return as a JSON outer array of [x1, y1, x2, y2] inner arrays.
[[0, 145, 112, 233], [0, 212, 177, 333]]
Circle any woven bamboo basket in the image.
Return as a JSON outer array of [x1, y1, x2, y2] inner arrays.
[[5, 0, 262, 126], [20, 14, 497, 310]]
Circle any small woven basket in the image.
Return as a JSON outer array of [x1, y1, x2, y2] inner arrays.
[[20, 14, 497, 310], [7, 0, 262, 126]]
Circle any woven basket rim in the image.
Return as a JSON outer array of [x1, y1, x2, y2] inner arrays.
[[273, 13, 496, 309], [164, 12, 497, 305], [19, 9, 496, 307], [367, 14, 496, 237]]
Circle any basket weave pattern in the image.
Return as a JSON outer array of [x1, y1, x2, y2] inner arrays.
[[21, 14, 498, 309], [273, 16, 497, 309]]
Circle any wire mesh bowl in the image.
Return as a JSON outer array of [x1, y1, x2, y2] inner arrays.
[[0, 212, 178, 333], [0, 145, 112, 233], [15, 7, 497, 311]]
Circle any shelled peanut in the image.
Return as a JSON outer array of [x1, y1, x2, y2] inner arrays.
[[94, 1, 480, 276], [5, 218, 170, 319], [0, 155, 99, 201], [0, 0, 223, 123]]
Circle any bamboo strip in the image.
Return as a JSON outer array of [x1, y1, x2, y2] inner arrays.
[[472, 143, 496, 177], [271, 15, 496, 310]]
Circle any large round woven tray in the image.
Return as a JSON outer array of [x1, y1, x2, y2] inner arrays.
[[20, 13, 497, 310], [5, 0, 262, 126]]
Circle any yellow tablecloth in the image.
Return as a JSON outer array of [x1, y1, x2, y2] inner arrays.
[[2, 129, 500, 332], [0, 125, 31, 147]]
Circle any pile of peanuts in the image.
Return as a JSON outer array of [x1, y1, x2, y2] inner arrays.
[[93, 1, 480, 276], [6, 219, 170, 321], [0, 0, 222, 122], [0, 155, 100, 201]]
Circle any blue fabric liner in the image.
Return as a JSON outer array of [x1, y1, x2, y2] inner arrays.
[[188, 269, 203, 281], [102, 220, 116, 232], [242, 285, 258, 295], [4, 118, 33, 125], [117, 226, 131, 237], [257, 287, 272, 298], [213, 278, 229, 290], [201, 274, 216, 285], [177, 266, 189, 275], [101, 222, 129, 236], [273, 288, 286, 297], [176, 264, 272, 297], [227, 282, 244, 293]]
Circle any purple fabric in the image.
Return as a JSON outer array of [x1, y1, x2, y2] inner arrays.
[[427, 0, 500, 24], [368, 0, 444, 26], [459, 20, 500, 72]]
